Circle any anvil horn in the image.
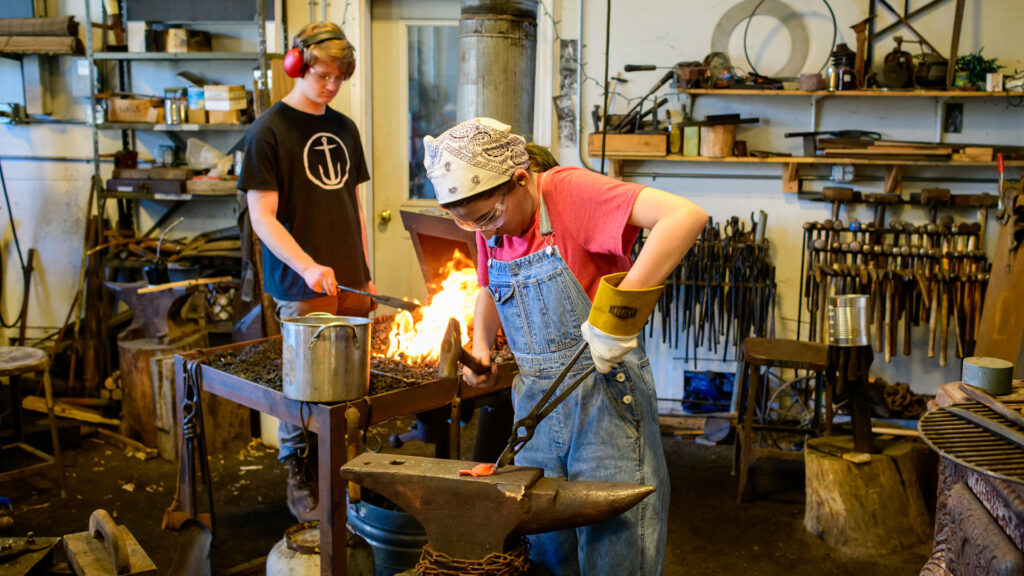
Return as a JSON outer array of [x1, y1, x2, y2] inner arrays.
[[341, 452, 654, 561]]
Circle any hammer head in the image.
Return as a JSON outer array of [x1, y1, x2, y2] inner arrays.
[[437, 317, 463, 381], [342, 452, 654, 561]]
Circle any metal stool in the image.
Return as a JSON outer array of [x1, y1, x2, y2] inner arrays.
[[0, 346, 67, 497], [735, 337, 829, 503]]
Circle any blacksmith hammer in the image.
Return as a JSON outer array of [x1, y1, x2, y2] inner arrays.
[[341, 452, 654, 561], [438, 317, 491, 381]]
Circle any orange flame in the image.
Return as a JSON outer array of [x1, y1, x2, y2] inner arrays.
[[381, 249, 479, 364]]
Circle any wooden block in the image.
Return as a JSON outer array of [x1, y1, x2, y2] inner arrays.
[[699, 125, 735, 158], [587, 133, 667, 157], [953, 146, 994, 162], [804, 435, 933, 555], [208, 109, 242, 124], [782, 162, 800, 193]]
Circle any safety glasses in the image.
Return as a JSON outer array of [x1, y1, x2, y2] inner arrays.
[[450, 192, 508, 232]]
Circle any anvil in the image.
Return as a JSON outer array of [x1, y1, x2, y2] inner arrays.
[[341, 452, 654, 561]]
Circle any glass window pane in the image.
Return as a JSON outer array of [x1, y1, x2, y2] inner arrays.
[[408, 23, 458, 200]]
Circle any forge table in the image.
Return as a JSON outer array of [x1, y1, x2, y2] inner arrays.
[[175, 336, 514, 576]]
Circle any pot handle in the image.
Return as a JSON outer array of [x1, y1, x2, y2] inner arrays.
[[304, 312, 336, 318], [308, 322, 360, 351]]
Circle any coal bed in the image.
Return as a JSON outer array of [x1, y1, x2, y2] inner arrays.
[[205, 315, 512, 396]]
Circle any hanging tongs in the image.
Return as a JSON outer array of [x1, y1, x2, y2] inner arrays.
[[493, 342, 595, 472]]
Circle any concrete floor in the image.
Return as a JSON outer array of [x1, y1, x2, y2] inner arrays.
[[3, 415, 930, 575]]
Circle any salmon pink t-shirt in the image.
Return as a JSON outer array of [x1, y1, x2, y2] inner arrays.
[[475, 166, 644, 301]]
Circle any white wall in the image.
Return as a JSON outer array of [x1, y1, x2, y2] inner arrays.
[[2, 0, 1022, 402], [551, 0, 1024, 407]]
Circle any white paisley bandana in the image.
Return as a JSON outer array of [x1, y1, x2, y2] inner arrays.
[[423, 118, 530, 204]]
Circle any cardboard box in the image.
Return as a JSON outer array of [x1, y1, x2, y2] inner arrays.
[[107, 97, 162, 123], [587, 133, 667, 157], [164, 28, 211, 53], [204, 85, 245, 99], [187, 108, 207, 124], [208, 109, 242, 124], [205, 97, 247, 111]]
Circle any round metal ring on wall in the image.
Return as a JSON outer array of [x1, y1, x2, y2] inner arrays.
[[710, 0, 810, 79]]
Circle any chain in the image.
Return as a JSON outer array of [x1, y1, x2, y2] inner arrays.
[[415, 539, 531, 576]]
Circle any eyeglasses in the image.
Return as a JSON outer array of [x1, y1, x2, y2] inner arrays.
[[450, 192, 508, 232], [307, 68, 344, 85]]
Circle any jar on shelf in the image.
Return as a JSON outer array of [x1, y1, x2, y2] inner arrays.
[[163, 87, 187, 125]]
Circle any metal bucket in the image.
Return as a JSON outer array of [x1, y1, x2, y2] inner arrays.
[[348, 496, 427, 576], [828, 294, 871, 347], [281, 313, 370, 402]]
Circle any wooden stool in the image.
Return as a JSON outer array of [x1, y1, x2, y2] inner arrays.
[[0, 346, 67, 497], [735, 337, 829, 503]]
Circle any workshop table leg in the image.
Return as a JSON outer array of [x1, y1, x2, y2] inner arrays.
[[318, 404, 348, 576]]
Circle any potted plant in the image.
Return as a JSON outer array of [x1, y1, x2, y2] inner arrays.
[[955, 48, 1003, 90]]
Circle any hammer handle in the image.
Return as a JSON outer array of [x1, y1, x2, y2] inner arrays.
[[459, 348, 491, 376]]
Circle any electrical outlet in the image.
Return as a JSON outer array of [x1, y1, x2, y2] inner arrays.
[[944, 102, 963, 133]]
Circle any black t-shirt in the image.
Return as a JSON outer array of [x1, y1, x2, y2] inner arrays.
[[238, 101, 371, 301]]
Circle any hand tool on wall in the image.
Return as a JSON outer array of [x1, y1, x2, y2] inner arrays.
[[335, 284, 419, 312], [610, 70, 675, 133]]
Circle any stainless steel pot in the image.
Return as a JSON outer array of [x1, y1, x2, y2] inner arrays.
[[281, 312, 371, 402]]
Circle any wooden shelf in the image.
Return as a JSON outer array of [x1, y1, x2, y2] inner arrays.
[[92, 52, 267, 61], [678, 88, 1016, 98], [97, 122, 249, 131], [595, 154, 1024, 195], [591, 154, 1024, 167]]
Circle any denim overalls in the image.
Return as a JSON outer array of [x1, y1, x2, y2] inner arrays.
[[486, 185, 669, 575]]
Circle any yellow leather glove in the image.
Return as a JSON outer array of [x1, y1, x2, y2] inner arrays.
[[582, 272, 663, 373]]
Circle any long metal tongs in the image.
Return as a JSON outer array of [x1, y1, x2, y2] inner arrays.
[[493, 343, 595, 471]]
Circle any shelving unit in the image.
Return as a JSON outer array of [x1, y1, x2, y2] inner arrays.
[[598, 89, 1023, 194], [82, 0, 268, 258]]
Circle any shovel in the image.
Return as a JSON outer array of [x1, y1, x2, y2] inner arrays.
[[336, 284, 419, 312]]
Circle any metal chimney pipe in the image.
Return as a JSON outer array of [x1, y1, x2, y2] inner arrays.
[[457, 0, 538, 139]]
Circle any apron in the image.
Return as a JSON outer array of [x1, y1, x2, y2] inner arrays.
[[486, 175, 669, 576]]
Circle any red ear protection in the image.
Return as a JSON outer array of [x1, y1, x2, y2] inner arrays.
[[283, 29, 346, 79]]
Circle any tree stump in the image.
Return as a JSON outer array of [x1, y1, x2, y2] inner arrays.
[[804, 435, 935, 555]]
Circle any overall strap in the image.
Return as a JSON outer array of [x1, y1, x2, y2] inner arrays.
[[537, 172, 553, 238]]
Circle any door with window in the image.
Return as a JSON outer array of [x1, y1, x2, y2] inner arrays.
[[370, 0, 460, 303]]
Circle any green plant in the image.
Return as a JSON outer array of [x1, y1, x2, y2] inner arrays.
[[956, 47, 1003, 89]]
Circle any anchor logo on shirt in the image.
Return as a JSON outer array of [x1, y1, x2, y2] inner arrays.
[[303, 132, 351, 190]]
